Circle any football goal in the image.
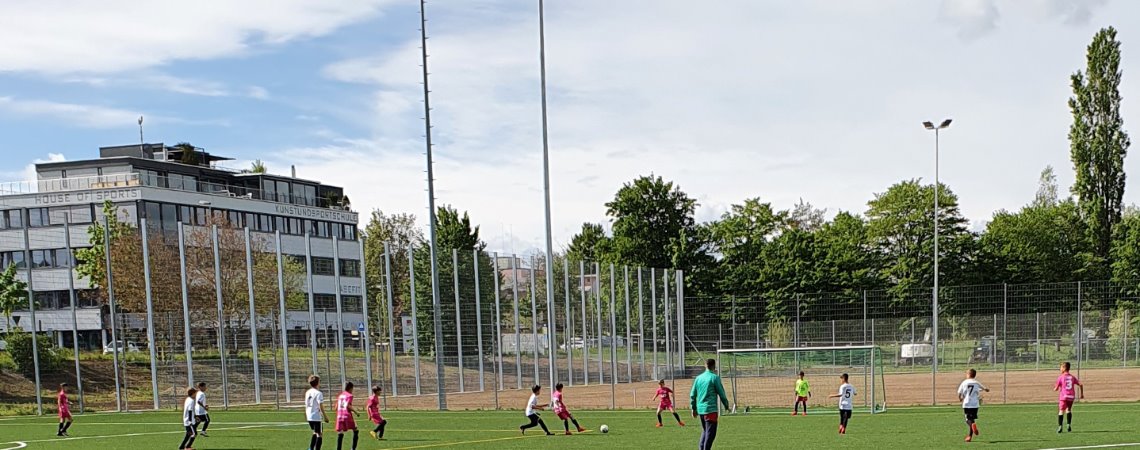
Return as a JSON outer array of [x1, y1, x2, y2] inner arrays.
[[717, 345, 887, 414]]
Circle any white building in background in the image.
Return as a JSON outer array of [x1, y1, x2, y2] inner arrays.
[[0, 143, 364, 350]]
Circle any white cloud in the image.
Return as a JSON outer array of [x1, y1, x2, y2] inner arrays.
[[0, 0, 397, 74], [291, 0, 1140, 253], [941, 0, 1001, 39], [247, 86, 270, 100], [0, 96, 141, 128]]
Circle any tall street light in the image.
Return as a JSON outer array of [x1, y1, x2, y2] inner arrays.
[[538, 0, 558, 391], [922, 118, 951, 406]]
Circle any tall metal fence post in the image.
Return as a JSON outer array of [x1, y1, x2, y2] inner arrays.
[[623, 266, 632, 383], [305, 234, 319, 375], [637, 268, 645, 382], [529, 256, 539, 385], [408, 246, 422, 395], [452, 249, 464, 392], [595, 262, 603, 384], [1035, 311, 1040, 371], [359, 238, 373, 396], [140, 219, 159, 410], [677, 270, 685, 376], [512, 256, 522, 389], [564, 259, 573, 386], [664, 269, 672, 381], [580, 261, 588, 385], [731, 296, 737, 351], [383, 243, 397, 396], [651, 269, 658, 380], [23, 210, 43, 415], [62, 215, 87, 412], [246, 228, 264, 403], [212, 226, 230, 409], [862, 290, 868, 345], [609, 263, 617, 409], [102, 214, 120, 412], [474, 249, 485, 391], [493, 253, 503, 390], [177, 223, 195, 390], [1124, 310, 1130, 368], [1076, 281, 1083, 377], [1002, 283, 1008, 404], [275, 231, 292, 402]]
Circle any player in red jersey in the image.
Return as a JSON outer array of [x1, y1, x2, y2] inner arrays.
[[652, 379, 685, 427], [551, 383, 586, 435], [56, 383, 73, 437], [366, 385, 387, 440], [335, 382, 360, 450], [1053, 361, 1084, 433]]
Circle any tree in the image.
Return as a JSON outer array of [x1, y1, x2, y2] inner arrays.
[[865, 180, 976, 307], [566, 223, 610, 263], [175, 142, 201, 165], [410, 206, 495, 355], [786, 198, 827, 232], [1069, 27, 1131, 277], [605, 175, 698, 270], [980, 169, 1090, 283], [1112, 209, 1140, 294], [362, 210, 424, 335], [75, 201, 133, 301], [708, 198, 785, 297], [0, 264, 27, 333], [250, 159, 267, 174]]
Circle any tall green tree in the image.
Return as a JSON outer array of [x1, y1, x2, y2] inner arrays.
[[708, 198, 785, 296], [75, 201, 133, 302], [865, 180, 976, 306], [1069, 27, 1131, 277], [566, 223, 610, 263], [980, 167, 1089, 283], [1112, 208, 1140, 294], [0, 264, 27, 333], [410, 206, 494, 355], [605, 175, 698, 270], [362, 210, 423, 323]]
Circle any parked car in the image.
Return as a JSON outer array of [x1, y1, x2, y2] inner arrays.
[[562, 337, 585, 350], [103, 341, 140, 355]]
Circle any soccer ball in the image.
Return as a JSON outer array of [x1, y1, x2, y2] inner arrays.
[[600, 424, 609, 434]]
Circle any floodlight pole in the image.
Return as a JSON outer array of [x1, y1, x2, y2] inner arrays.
[[923, 118, 951, 406], [418, 0, 446, 410], [538, 0, 558, 391]]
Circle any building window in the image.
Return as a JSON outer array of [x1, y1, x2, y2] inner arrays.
[[314, 294, 336, 311], [138, 169, 163, 187], [341, 295, 362, 313], [49, 205, 94, 225], [2, 251, 25, 270], [312, 257, 335, 276], [30, 250, 52, 268], [54, 249, 76, 268], [27, 208, 50, 227], [0, 210, 18, 229], [339, 259, 361, 278]]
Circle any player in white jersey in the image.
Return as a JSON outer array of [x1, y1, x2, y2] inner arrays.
[[179, 387, 198, 450], [827, 373, 856, 435], [305, 375, 330, 450], [193, 382, 211, 437], [957, 368, 989, 442]]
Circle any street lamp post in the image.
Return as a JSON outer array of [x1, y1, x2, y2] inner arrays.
[[922, 118, 951, 406]]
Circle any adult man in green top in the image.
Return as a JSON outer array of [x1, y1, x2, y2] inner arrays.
[[690, 358, 730, 450]]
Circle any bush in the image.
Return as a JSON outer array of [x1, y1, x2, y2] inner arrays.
[[6, 332, 61, 376], [766, 318, 792, 348], [1106, 308, 1140, 360]]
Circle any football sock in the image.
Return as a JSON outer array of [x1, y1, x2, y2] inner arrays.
[[352, 430, 359, 449], [310, 434, 318, 450], [62, 421, 72, 433], [672, 413, 682, 423], [336, 433, 344, 450], [572, 418, 582, 428], [564, 420, 570, 432], [58, 423, 64, 434], [1066, 413, 1072, 425], [1058, 415, 1064, 426], [657, 413, 662, 424]]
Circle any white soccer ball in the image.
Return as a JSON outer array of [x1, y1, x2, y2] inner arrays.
[[600, 424, 609, 434]]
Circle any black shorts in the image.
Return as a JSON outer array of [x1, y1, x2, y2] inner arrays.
[[839, 409, 852, 421], [309, 421, 323, 434], [963, 408, 978, 421]]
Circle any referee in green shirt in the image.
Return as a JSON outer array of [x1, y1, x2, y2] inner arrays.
[[690, 359, 730, 450]]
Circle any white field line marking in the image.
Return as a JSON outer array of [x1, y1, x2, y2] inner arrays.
[[1, 423, 290, 445], [1039, 444, 1140, 450], [0, 422, 293, 427], [0, 442, 26, 450]]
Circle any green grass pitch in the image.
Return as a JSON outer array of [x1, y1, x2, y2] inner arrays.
[[1, 403, 1138, 449]]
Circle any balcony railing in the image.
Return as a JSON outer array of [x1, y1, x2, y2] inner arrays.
[[0, 173, 140, 195]]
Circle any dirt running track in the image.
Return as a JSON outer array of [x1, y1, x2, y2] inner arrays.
[[376, 368, 1140, 411]]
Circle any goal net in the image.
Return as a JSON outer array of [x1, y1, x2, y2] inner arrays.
[[717, 345, 887, 414]]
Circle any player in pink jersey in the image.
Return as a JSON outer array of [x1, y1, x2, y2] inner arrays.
[[1053, 361, 1084, 433], [366, 385, 387, 440], [551, 383, 586, 435], [56, 383, 73, 437], [651, 379, 685, 428], [335, 382, 360, 450]]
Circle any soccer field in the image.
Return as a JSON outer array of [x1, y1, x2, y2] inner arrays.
[[1, 403, 1138, 450]]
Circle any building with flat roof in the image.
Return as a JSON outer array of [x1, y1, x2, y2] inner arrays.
[[0, 143, 363, 350]]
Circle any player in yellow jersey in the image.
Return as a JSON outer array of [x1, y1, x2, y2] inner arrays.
[[792, 371, 811, 416]]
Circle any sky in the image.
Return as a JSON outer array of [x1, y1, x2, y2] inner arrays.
[[0, 0, 1137, 256]]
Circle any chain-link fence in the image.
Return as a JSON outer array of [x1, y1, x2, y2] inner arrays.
[[687, 282, 1140, 406], [4, 218, 685, 414]]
